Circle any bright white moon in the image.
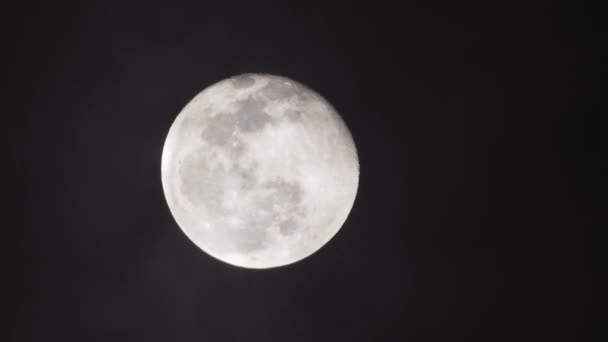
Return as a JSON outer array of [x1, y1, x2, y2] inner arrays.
[[161, 74, 359, 268]]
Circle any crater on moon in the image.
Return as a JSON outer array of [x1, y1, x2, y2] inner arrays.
[[161, 73, 359, 269]]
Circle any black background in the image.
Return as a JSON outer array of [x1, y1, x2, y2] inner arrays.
[[13, 1, 589, 341]]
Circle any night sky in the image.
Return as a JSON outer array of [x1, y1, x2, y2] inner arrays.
[[14, 2, 588, 341]]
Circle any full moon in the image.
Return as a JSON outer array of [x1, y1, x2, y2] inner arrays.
[[161, 74, 359, 268]]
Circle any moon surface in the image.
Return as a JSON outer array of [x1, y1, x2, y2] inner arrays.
[[161, 74, 359, 268]]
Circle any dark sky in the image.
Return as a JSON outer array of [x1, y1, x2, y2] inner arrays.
[[14, 2, 589, 341]]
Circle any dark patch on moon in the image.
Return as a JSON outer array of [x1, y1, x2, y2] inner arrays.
[[259, 179, 302, 208], [235, 96, 272, 132], [232, 163, 258, 190], [235, 227, 268, 253], [260, 79, 301, 101], [226, 138, 246, 159], [284, 108, 302, 121], [178, 148, 226, 214], [279, 218, 297, 235], [200, 113, 237, 145], [231, 75, 256, 89], [256, 178, 306, 236]]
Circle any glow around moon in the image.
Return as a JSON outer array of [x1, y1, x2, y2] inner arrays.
[[161, 74, 359, 268]]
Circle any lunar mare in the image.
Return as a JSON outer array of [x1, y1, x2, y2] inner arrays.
[[161, 74, 359, 268]]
